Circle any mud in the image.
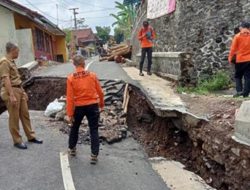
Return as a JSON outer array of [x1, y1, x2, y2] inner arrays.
[[127, 86, 250, 190]]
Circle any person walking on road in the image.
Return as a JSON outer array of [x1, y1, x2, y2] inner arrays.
[[138, 20, 156, 76], [229, 22, 250, 98], [0, 42, 43, 150], [66, 55, 104, 164]]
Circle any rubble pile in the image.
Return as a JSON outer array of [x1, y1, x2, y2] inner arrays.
[[47, 80, 128, 145], [99, 44, 132, 63]]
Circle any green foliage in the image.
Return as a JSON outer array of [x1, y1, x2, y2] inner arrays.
[[114, 27, 125, 44], [123, 0, 141, 6], [110, 1, 136, 40], [63, 28, 72, 44], [177, 71, 231, 95], [95, 26, 111, 43]]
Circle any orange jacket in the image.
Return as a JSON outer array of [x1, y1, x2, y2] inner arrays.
[[138, 26, 156, 48], [229, 28, 250, 63], [66, 67, 104, 117]]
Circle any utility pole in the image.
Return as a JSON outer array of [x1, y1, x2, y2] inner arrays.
[[69, 8, 79, 30], [56, 4, 58, 26]]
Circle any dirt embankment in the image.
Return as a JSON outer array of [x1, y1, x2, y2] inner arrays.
[[127, 86, 250, 190]]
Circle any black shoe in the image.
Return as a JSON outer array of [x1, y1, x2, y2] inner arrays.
[[233, 92, 243, 98], [14, 142, 27, 150], [90, 154, 98, 165], [28, 138, 43, 144], [139, 72, 144, 76], [147, 72, 152, 76], [68, 148, 77, 157], [139, 72, 144, 77], [243, 94, 249, 98]]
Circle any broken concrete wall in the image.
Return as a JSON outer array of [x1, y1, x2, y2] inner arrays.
[[127, 86, 250, 190], [131, 0, 249, 80]]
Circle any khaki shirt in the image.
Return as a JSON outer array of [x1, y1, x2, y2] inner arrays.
[[0, 57, 22, 101]]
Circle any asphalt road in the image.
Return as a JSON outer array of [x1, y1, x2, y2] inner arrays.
[[0, 59, 169, 190], [0, 111, 168, 190], [34, 57, 134, 83]]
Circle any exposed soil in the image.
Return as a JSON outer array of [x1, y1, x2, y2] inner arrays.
[[25, 77, 67, 110], [127, 86, 250, 190], [180, 94, 242, 135]]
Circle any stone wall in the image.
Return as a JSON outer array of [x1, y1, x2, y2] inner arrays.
[[131, 0, 250, 79]]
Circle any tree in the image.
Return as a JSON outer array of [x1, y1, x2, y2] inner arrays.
[[110, 1, 136, 39], [77, 18, 88, 29], [95, 26, 111, 44], [123, 0, 141, 6], [63, 28, 72, 44], [114, 27, 125, 44]]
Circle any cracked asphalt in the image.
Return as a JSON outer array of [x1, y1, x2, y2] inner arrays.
[[0, 59, 169, 190]]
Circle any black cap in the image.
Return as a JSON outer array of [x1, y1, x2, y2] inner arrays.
[[143, 20, 149, 27], [241, 21, 250, 29]]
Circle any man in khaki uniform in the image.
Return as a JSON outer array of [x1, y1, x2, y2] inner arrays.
[[0, 42, 43, 149]]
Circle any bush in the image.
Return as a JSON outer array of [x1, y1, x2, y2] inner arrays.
[[177, 71, 231, 94]]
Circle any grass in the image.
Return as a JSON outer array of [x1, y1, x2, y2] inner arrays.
[[177, 71, 232, 95]]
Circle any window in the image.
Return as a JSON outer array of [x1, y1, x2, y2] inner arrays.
[[35, 28, 45, 51], [35, 28, 52, 53]]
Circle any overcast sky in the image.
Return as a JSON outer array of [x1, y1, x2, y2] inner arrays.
[[13, 0, 123, 34]]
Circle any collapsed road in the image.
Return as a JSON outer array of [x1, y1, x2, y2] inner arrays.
[[1, 58, 250, 190], [0, 60, 169, 190]]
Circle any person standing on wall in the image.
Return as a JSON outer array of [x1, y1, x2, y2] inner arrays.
[[138, 20, 156, 76], [0, 42, 43, 149], [66, 55, 104, 165], [229, 22, 250, 98]]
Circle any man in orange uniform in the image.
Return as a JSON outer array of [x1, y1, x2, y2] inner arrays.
[[66, 55, 104, 164], [138, 20, 156, 76], [229, 22, 250, 98]]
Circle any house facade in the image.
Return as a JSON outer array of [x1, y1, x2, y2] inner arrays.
[[72, 28, 98, 57], [0, 0, 67, 66]]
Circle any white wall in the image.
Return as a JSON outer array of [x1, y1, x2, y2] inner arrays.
[[0, 6, 34, 66], [0, 6, 17, 56], [16, 29, 34, 66]]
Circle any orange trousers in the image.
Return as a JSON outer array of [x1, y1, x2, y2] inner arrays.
[[4, 88, 35, 144]]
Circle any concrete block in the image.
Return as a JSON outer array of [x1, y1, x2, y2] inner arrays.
[[232, 101, 250, 146], [136, 51, 197, 86], [20, 61, 38, 71]]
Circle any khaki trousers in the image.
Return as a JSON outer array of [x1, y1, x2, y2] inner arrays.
[[5, 88, 35, 144]]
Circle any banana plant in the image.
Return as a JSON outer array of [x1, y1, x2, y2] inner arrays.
[[110, 1, 136, 39]]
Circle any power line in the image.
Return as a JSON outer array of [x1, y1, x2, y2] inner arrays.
[[70, 0, 110, 9], [24, 0, 70, 22], [78, 8, 116, 14], [85, 15, 113, 19], [21, 0, 58, 5], [69, 8, 79, 30]]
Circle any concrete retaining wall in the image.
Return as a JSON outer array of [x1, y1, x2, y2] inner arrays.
[[133, 52, 196, 86]]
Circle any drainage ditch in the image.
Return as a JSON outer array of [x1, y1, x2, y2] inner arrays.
[[0, 77, 250, 190]]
